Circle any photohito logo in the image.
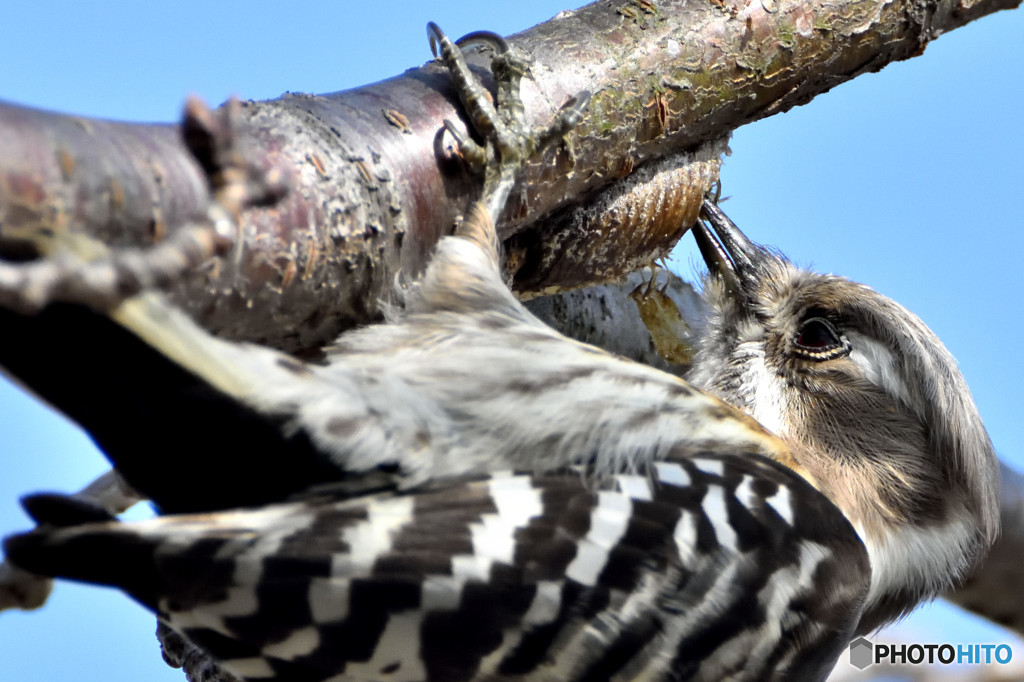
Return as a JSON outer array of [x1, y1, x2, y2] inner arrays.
[[849, 637, 1013, 670]]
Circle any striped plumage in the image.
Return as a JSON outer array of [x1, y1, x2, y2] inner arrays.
[[10, 458, 865, 682]]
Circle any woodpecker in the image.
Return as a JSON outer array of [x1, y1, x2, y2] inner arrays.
[[0, 23, 1000, 682], [2, 194, 1000, 680]]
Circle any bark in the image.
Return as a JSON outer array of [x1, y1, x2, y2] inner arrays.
[[526, 266, 705, 374], [1, 0, 1018, 353]]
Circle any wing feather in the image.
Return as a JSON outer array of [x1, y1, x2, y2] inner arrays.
[[5, 452, 867, 682]]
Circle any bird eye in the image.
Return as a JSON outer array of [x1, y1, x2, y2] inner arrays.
[[794, 316, 848, 360]]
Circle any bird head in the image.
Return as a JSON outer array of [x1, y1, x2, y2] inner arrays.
[[686, 199, 999, 632]]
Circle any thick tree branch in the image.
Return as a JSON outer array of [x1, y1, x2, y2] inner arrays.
[[1, 0, 1017, 353]]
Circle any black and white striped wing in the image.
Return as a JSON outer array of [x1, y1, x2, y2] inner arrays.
[[5, 453, 869, 682]]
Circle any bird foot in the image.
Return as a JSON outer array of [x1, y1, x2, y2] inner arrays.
[[0, 98, 288, 314], [427, 22, 589, 225]]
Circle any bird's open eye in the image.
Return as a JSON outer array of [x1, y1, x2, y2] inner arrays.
[[794, 316, 848, 360]]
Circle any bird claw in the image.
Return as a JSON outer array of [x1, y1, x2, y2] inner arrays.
[[441, 118, 487, 170], [427, 21, 590, 224]]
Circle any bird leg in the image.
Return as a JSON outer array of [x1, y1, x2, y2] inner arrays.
[[427, 22, 589, 226], [402, 24, 589, 312]]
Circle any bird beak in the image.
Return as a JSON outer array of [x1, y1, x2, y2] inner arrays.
[[692, 198, 769, 303]]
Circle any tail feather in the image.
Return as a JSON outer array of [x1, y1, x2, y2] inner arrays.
[[4, 523, 166, 609], [3, 496, 327, 616], [20, 493, 118, 527]]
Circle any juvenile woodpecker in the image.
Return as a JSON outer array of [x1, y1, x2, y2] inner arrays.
[[2, 195, 1000, 680], [1, 23, 999, 682]]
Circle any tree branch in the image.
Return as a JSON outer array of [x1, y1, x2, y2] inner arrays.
[[945, 461, 1024, 636], [1, 0, 1017, 353]]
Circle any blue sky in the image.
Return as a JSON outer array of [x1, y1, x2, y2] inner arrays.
[[0, 2, 1021, 680]]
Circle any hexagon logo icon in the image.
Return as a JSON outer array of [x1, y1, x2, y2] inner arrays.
[[849, 637, 874, 669]]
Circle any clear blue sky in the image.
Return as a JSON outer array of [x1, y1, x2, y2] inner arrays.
[[0, 2, 1021, 680]]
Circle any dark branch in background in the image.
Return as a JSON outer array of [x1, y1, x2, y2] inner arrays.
[[945, 462, 1024, 635], [1, 0, 1017, 353], [526, 266, 706, 373]]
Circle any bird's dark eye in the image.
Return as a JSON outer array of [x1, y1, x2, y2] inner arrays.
[[796, 318, 839, 349], [794, 316, 848, 360]]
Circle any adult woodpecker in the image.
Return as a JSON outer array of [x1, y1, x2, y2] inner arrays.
[[1, 22, 999, 682]]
